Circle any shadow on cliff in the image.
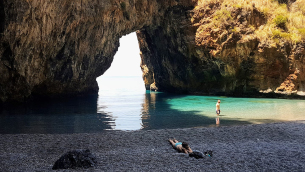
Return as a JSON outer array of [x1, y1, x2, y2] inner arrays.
[[0, 0, 4, 36]]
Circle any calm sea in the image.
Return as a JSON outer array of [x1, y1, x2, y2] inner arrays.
[[0, 76, 305, 134]]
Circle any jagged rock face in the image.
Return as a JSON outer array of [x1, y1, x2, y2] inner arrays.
[[137, 6, 201, 93], [138, 2, 305, 96], [1, 0, 305, 103], [0, 0, 196, 103]]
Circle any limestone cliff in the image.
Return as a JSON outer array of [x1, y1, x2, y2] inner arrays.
[[138, 0, 305, 96], [1, 0, 305, 103], [0, 0, 196, 103]]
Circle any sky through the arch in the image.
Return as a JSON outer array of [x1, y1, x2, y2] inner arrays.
[[102, 32, 142, 77]]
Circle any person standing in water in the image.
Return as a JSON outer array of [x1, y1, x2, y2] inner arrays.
[[216, 99, 220, 115]]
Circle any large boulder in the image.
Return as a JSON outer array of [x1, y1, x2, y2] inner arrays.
[[52, 149, 97, 170]]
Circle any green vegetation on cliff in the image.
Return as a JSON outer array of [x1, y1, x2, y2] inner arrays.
[[194, 0, 305, 50], [191, 0, 305, 94]]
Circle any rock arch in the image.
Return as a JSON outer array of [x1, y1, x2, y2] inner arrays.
[[1, 0, 305, 103], [0, 0, 196, 103]]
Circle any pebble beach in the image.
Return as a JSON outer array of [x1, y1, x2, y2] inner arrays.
[[1, 121, 305, 171]]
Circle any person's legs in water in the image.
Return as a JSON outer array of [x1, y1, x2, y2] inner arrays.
[[216, 110, 220, 115]]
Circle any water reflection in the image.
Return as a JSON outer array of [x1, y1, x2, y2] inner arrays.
[[96, 94, 144, 130], [139, 91, 252, 130], [0, 95, 113, 134], [216, 117, 220, 125], [1, 76, 305, 134], [96, 76, 146, 130]]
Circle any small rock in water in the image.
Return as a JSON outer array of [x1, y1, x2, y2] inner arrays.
[[52, 149, 97, 170]]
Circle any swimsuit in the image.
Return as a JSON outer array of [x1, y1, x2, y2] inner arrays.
[[216, 102, 220, 114], [175, 142, 182, 148]]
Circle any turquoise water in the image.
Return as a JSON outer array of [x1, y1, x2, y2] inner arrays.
[[0, 76, 305, 134], [97, 76, 305, 130]]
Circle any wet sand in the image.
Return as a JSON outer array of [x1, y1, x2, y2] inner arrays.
[[1, 121, 305, 171]]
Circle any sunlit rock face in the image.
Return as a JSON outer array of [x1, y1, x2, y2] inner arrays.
[[138, 1, 305, 96], [1, 0, 305, 103], [0, 0, 196, 103]]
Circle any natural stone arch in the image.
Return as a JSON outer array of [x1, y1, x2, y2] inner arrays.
[[1, 0, 305, 103], [0, 0, 196, 103]]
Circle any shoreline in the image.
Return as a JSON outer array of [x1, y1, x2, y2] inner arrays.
[[1, 121, 305, 171], [2, 90, 305, 106]]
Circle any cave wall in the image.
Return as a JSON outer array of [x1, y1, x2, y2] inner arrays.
[[0, 0, 196, 103]]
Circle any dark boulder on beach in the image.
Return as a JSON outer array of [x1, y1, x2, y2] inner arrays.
[[52, 149, 97, 170]]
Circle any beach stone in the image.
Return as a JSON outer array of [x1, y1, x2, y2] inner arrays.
[[52, 149, 97, 170]]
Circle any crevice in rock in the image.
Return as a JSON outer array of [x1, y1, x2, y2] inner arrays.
[[1, 43, 13, 69]]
